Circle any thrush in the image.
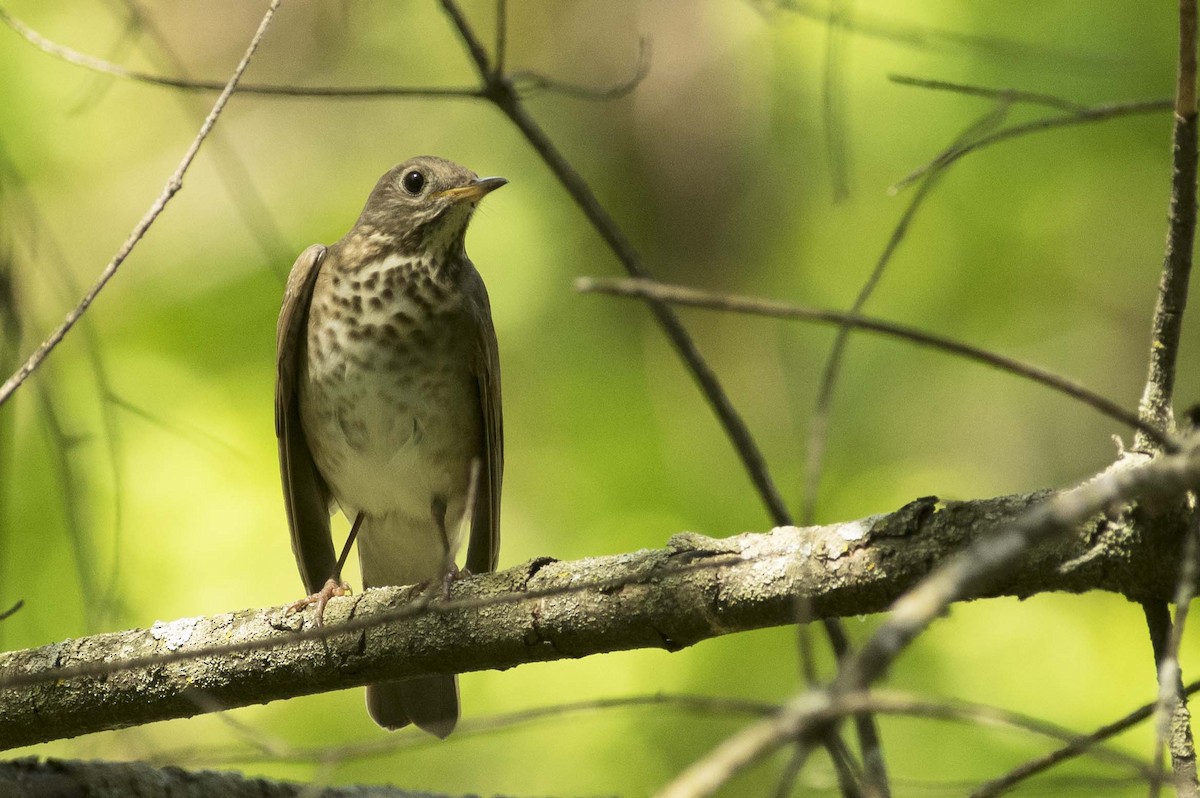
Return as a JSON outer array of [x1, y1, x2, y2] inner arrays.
[[275, 156, 504, 738]]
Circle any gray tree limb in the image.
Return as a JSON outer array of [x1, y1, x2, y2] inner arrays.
[[0, 469, 1191, 752], [0, 756, 469, 798]]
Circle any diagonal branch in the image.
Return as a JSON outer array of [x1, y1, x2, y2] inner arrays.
[[577, 277, 1174, 448], [0, 0, 284, 408]]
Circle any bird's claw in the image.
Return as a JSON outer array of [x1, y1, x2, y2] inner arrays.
[[286, 577, 351, 627]]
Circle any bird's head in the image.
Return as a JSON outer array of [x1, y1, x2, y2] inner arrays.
[[358, 155, 507, 258]]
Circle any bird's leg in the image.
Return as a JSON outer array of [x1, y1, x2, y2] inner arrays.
[[431, 497, 461, 599], [287, 512, 365, 625]]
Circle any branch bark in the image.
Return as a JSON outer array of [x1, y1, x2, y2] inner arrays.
[[1, 467, 1192, 752], [0, 756, 473, 798]]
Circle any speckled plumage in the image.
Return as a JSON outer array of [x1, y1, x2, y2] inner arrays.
[[276, 156, 504, 738]]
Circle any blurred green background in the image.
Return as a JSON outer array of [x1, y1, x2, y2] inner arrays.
[[1, 1, 1198, 795]]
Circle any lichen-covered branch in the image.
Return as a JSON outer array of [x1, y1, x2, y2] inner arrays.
[[0, 464, 1193, 752]]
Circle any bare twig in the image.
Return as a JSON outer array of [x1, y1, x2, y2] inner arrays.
[[890, 98, 1172, 193], [0, 7, 478, 100], [889, 74, 1088, 112], [821, 0, 853, 201], [576, 277, 1174, 449], [509, 37, 651, 102], [771, 0, 1110, 68], [0, 600, 22, 622]]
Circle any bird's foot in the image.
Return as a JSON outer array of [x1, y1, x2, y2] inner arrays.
[[439, 562, 466, 600], [286, 577, 351, 627]]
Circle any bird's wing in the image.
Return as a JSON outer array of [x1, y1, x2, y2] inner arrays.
[[276, 243, 336, 594], [465, 285, 503, 575]]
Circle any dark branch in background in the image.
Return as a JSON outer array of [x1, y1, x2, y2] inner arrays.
[[659, 437, 1200, 797], [0, 203, 20, 633], [821, 0, 853, 201], [1139, 1, 1199, 793], [0, 600, 21, 623], [0, 0, 284, 408], [576, 277, 1173, 448], [0, 5, 648, 105], [771, 0, 1113, 69], [0, 146, 134, 628], [888, 74, 1090, 112], [0, 7, 480, 99], [1, 464, 1197, 753], [439, 1, 885, 791], [889, 95, 1173, 193]]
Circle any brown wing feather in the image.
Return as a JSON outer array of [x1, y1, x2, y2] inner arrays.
[[465, 281, 502, 575], [276, 244, 337, 593]]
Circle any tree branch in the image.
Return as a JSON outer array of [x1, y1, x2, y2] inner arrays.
[[2, 453, 1197, 752]]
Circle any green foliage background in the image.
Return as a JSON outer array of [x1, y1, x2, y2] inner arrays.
[[1, 1, 1199, 795]]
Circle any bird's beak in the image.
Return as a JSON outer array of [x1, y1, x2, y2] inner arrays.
[[437, 176, 508, 204]]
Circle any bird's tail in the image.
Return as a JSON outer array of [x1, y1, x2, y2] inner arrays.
[[357, 511, 460, 737], [366, 677, 459, 738]]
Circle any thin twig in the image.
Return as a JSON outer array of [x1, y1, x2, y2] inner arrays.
[[1154, 512, 1200, 796], [155, 688, 1156, 785], [821, 0, 853, 201], [889, 74, 1089, 113], [493, 0, 507, 78], [0, 600, 22, 622], [772, 0, 1111, 69], [576, 277, 1174, 449], [974, 680, 1200, 798], [890, 98, 1173, 193], [0, 0, 283, 408], [0, 7, 478, 99], [509, 36, 651, 102]]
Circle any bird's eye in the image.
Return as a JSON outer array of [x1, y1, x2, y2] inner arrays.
[[401, 170, 426, 195]]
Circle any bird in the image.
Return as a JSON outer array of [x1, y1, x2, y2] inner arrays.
[[275, 156, 504, 738]]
